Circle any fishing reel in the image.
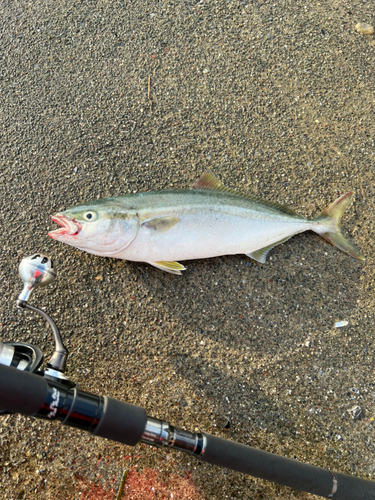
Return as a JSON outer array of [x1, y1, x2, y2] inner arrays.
[[0, 254, 74, 398], [2, 256, 375, 499]]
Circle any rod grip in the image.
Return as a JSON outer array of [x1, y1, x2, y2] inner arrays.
[[0, 364, 48, 415], [93, 396, 147, 446], [0, 365, 147, 446]]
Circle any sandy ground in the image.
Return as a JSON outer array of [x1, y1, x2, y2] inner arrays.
[[0, 0, 374, 498]]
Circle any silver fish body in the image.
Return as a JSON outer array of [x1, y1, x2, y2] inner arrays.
[[109, 190, 311, 261], [49, 171, 364, 274]]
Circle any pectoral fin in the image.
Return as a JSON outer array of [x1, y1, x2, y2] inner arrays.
[[141, 216, 180, 233], [149, 261, 186, 275], [246, 236, 292, 263]]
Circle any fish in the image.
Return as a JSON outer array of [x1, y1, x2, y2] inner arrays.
[[48, 171, 364, 275]]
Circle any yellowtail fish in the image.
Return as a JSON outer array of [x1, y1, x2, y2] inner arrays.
[[49, 171, 364, 275]]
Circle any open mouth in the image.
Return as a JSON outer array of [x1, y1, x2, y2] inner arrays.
[[49, 214, 81, 239]]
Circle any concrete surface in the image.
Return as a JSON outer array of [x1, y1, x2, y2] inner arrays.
[[0, 0, 374, 498]]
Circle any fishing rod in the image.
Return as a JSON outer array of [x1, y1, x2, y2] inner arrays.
[[1, 255, 374, 500]]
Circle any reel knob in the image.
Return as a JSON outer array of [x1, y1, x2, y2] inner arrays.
[[18, 254, 56, 302]]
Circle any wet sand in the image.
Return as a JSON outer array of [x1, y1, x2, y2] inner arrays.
[[0, 0, 374, 498]]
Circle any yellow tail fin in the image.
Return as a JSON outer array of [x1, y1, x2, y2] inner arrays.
[[313, 192, 364, 260]]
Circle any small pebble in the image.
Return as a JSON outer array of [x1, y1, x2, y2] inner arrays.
[[335, 320, 348, 328], [346, 405, 363, 421], [355, 23, 374, 35]]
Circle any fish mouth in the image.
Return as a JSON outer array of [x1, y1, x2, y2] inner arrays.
[[49, 214, 82, 239]]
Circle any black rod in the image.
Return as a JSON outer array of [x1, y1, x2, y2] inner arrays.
[[1, 365, 375, 499], [201, 433, 375, 500]]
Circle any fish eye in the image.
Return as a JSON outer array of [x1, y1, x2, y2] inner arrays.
[[83, 211, 98, 222]]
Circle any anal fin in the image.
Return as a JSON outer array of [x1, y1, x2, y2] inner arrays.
[[149, 261, 186, 275], [246, 236, 292, 263]]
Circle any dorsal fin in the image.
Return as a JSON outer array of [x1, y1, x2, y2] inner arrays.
[[191, 171, 304, 218], [191, 171, 227, 191], [191, 170, 249, 197]]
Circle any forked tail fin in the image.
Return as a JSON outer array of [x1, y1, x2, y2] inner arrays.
[[313, 192, 364, 260]]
